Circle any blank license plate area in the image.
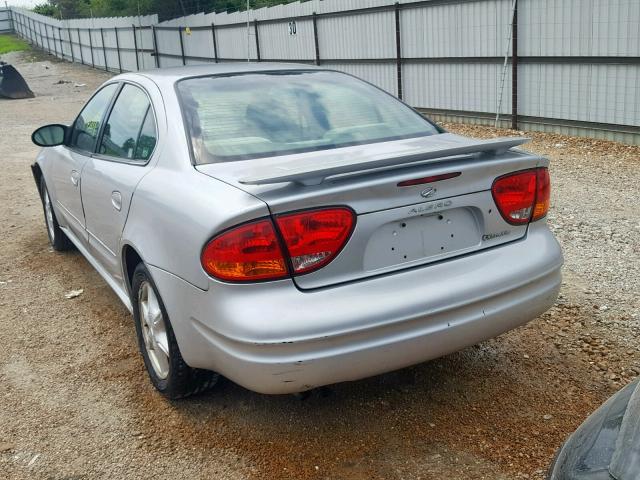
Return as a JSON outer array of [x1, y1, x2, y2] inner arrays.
[[363, 207, 482, 271]]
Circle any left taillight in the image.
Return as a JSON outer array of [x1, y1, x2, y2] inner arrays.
[[201, 219, 288, 282], [201, 207, 355, 282]]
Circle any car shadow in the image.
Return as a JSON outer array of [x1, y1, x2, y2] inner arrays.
[[124, 332, 602, 479]]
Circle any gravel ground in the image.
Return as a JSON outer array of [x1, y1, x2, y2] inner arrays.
[[1, 49, 639, 480]]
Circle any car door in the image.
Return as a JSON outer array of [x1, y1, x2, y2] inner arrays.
[[80, 82, 158, 282], [47, 83, 119, 244]]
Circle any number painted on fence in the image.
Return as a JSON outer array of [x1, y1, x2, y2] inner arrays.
[[288, 21, 297, 36]]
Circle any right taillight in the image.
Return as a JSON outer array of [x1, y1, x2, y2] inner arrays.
[[201, 207, 355, 282], [492, 167, 550, 225]]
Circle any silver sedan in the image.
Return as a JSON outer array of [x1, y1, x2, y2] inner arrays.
[[30, 64, 563, 397]]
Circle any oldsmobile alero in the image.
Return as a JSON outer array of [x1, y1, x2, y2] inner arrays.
[[30, 64, 563, 398]]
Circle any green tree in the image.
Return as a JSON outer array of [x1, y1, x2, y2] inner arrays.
[[33, 0, 301, 19], [33, 3, 61, 16]]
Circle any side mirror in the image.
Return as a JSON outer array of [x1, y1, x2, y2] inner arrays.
[[31, 124, 67, 147]]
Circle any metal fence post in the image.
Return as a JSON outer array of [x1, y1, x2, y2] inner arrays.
[[151, 25, 159, 68], [254, 20, 260, 61], [88, 29, 95, 67], [28, 18, 34, 45], [132, 25, 140, 71], [68, 28, 75, 63], [51, 24, 58, 57], [511, 0, 518, 130], [114, 27, 122, 73], [394, 2, 403, 100], [58, 27, 63, 58], [45, 23, 52, 53], [6, 6, 12, 32], [312, 12, 320, 65], [178, 27, 186, 65], [40, 22, 46, 52], [211, 23, 218, 63], [77, 28, 84, 64], [100, 28, 108, 71]]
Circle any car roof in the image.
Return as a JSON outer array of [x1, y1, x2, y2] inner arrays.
[[132, 62, 323, 84]]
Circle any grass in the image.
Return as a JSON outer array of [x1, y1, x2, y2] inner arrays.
[[0, 34, 30, 55]]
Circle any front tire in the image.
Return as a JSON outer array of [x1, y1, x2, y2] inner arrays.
[[131, 263, 218, 399], [40, 177, 73, 251]]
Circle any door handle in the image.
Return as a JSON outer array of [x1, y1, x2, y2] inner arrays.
[[111, 191, 122, 211], [70, 170, 80, 187]]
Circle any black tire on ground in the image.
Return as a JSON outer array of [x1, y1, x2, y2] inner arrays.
[[131, 263, 219, 399], [40, 177, 74, 251]]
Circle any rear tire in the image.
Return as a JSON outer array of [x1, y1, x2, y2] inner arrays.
[[40, 177, 73, 251], [131, 263, 219, 399]]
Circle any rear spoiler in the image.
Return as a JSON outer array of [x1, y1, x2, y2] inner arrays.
[[239, 134, 530, 186]]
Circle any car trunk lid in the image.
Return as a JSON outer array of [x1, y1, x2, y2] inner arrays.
[[196, 133, 546, 289]]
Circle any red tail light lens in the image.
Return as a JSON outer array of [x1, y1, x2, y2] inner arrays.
[[492, 170, 537, 224], [532, 168, 551, 221], [491, 168, 551, 225], [202, 207, 355, 282], [276, 207, 355, 275], [201, 219, 288, 282]]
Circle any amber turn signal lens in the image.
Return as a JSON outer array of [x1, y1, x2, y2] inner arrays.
[[532, 167, 551, 221]]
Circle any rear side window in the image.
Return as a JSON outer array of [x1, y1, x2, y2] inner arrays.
[[99, 84, 157, 162], [69, 83, 118, 153], [134, 108, 157, 161]]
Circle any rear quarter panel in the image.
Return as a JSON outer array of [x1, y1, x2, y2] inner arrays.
[[120, 73, 272, 291], [122, 163, 270, 291]]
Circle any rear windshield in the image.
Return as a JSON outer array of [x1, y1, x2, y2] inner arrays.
[[176, 70, 440, 163]]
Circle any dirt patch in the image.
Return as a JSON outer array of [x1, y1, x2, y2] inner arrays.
[[1, 49, 639, 480]]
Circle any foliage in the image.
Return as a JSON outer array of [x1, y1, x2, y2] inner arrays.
[[0, 34, 30, 55], [32, 3, 60, 17], [31, 0, 301, 20]]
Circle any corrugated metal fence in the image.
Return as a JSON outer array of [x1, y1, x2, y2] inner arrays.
[[6, 0, 640, 145], [0, 7, 13, 33]]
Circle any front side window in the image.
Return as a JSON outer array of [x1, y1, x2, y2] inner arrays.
[[69, 83, 119, 153], [99, 84, 157, 162], [176, 70, 440, 164]]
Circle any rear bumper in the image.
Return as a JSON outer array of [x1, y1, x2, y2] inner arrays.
[[150, 222, 563, 394]]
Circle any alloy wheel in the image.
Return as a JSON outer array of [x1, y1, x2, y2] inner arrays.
[[138, 281, 170, 379]]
